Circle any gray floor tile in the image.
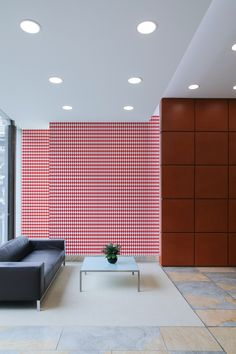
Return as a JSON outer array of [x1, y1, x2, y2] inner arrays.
[[175, 281, 236, 310], [58, 327, 166, 351], [163, 268, 199, 273], [169, 352, 225, 354], [0, 326, 62, 350]]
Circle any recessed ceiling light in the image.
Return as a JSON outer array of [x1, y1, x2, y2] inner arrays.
[[233, 85, 236, 90], [232, 43, 236, 51], [137, 21, 157, 34], [49, 77, 63, 84], [123, 106, 134, 111], [188, 84, 199, 90], [62, 105, 72, 110], [128, 77, 142, 84], [20, 20, 41, 34]]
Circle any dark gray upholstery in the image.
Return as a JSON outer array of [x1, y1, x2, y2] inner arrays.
[[22, 249, 64, 288], [0, 236, 31, 261], [0, 236, 65, 305]]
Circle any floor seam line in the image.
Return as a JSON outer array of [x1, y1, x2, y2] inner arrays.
[[162, 267, 206, 327], [159, 326, 169, 351], [206, 326, 226, 353], [55, 326, 64, 350]]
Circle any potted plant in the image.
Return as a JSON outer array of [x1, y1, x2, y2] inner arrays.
[[102, 243, 121, 264]]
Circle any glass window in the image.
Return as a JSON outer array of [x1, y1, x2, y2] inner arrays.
[[0, 111, 10, 244]]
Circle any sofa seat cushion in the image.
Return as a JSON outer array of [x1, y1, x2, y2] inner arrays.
[[21, 249, 64, 288]]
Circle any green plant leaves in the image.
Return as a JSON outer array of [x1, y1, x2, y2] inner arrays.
[[102, 243, 121, 257]]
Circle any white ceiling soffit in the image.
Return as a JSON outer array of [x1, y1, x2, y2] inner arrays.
[[164, 0, 236, 99], [0, 0, 211, 129]]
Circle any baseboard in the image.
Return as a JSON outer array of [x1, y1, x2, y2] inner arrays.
[[66, 255, 159, 263]]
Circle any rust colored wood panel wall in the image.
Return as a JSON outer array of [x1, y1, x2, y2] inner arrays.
[[161, 98, 236, 266]]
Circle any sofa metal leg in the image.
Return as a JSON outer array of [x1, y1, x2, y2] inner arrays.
[[37, 300, 41, 311]]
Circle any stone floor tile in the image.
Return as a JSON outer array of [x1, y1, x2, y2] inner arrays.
[[16, 351, 110, 354], [160, 327, 222, 351], [112, 351, 168, 354], [18, 351, 70, 354], [58, 327, 166, 351], [69, 352, 111, 354], [166, 272, 210, 282], [197, 267, 236, 273], [176, 282, 227, 298], [184, 293, 236, 310], [209, 327, 236, 354], [75, 352, 111, 354], [18, 350, 71, 354], [170, 352, 225, 354], [0, 326, 62, 350], [175, 281, 236, 310], [205, 273, 236, 284], [216, 281, 236, 292], [196, 310, 236, 326], [227, 290, 236, 300], [163, 267, 199, 273]]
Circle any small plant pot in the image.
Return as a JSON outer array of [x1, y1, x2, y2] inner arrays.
[[107, 256, 118, 264]]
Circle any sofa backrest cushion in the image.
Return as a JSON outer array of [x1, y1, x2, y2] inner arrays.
[[0, 236, 31, 261]]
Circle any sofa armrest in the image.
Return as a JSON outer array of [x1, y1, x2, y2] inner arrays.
[[0, 262, 44, 301], [29, 239, 65, 251]]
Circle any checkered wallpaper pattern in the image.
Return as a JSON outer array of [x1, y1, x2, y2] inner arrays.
[[22, 130, 49, 238], [22, 119, 160, 255]]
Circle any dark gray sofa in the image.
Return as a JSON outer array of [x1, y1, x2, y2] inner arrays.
[[0, 236, 65, 310]]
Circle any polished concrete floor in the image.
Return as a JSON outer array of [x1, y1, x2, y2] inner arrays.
[[0, 265, 236, 354]]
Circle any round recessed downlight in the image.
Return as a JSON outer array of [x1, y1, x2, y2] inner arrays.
[[20, 20, 41, 34], [62, 105, 72, 110], [123, 105, 134, 111], [128, 77, 142, 84], [49, 77, 63, 84], [188, 84, 199, 90], [232, 43, 236, 51], [137, 21, 157, 34], [233, 85, 236, 90]]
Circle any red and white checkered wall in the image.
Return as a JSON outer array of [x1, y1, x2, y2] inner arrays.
[[22, 118, 160, 254], [22, 130, 49, 238]]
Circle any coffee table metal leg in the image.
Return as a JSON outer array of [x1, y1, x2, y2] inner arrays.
[[80, 271, 82, 292], [137, 271, 140, 292]]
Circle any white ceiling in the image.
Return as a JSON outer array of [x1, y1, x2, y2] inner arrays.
[[0, 0, 212, 129], [164, 0, 236, 99]]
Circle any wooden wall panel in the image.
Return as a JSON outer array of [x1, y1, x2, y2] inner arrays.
[[195, 233, 228, 266], [195, 166, 228, 198], [161, 98, 236, 266], [195, 199, 228, 233], [195, 132, 228, 165], [195, 99, 228, 131], [229, 166, 236, 198], [229, 100, 236, 131], [229, 132, 236, 164], [162, 166, 194, 198], [162, 233, 194, 266], [162, 199, 194, 232], [162, 132, 194, 165], [229, 234, 236, 265], [161, 98, 194, 131]]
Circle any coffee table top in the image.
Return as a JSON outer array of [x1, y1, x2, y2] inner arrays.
[[81, 256, 139, 272]]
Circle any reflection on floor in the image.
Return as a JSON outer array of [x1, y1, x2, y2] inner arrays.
[[0, 265, 236, 354]]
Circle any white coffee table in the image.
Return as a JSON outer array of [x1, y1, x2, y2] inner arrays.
[[80, 256, 140, 292]]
